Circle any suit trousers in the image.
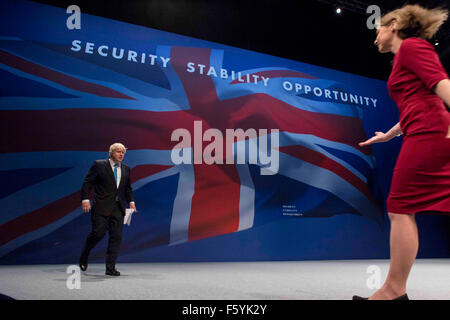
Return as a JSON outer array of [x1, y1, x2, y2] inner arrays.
[[81, 202, 124, 270]]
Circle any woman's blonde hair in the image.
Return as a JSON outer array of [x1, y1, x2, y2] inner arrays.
[[380, 4, 448, 39], [109, 143, 126, 156]]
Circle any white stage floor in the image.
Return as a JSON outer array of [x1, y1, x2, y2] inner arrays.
[[0, 259, 449, 300]]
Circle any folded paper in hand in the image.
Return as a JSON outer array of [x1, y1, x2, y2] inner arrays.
[[124, 208, 134, 226]]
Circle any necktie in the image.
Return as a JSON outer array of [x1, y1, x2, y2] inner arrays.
[[114, 163, 118, 185]]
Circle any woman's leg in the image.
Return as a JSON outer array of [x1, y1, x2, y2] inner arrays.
[[369, 213, 418, 300]]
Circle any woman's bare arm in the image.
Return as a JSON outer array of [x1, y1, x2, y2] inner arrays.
[[435, 79, 450, 106], [434, 79, 450, 138], [359, 122, 402, 147]]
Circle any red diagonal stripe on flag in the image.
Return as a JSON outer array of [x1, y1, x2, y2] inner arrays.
[[222, 93, 373, 156], [0, 50, 135, 100], [280, 145, 375, 203], [0, 192, 80, 246]]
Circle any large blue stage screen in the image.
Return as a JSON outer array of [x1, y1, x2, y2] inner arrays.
[[0, 0, 448, 264]]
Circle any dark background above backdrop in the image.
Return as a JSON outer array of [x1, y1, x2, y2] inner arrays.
[[32, 0, 450, 81]]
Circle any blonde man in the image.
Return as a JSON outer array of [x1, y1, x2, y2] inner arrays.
[[79, 143, 136, 276]]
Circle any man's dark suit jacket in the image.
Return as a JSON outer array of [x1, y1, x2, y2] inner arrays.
[[81, 159, 134, 216]]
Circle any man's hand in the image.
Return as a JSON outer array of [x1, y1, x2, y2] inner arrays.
[[82, 201, 91, 213], [129, 202, 137, 213]]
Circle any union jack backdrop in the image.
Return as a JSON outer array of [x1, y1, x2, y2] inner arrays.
[[0, 0, 397, 264]]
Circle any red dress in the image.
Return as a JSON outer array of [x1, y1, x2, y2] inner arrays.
[[386, 37, 450, 214]]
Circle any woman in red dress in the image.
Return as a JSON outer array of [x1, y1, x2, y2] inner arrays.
[[354, 5, 450, 300]]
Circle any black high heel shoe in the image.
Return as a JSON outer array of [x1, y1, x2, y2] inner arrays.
[[79, 255, 88, 271], [352, 294, 409, 300], [105, 268, 120, 276]]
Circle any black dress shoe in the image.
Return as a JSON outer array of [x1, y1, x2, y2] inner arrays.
[[105, 269, 120, 276], [79, 256, 88, 271], [352, 293, 409, 300]]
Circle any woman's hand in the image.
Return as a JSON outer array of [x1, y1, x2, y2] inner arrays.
[[359, 131, 391, 147]]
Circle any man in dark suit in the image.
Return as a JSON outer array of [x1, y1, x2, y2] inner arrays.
[[79, 143, 136, 276]]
